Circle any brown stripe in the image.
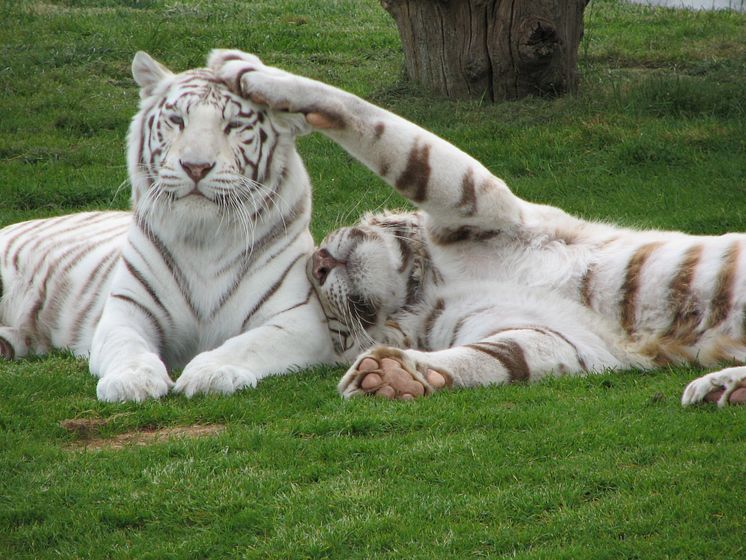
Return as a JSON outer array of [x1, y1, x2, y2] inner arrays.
[[448, 316, 467, 347], [396, 141, 431, 203], [485, 325, 588, 371], [44, 228, 127, 333], [457, 168, 477, 216], [241, 254, 304, 331], [664, 244, 704, 344], [419, 298, 445, 350], [70, 252, 120, 348], [110, 294, 165, 352], [3, 216, 66, 264], [210, 213, 306, 320], [12, 213, 109, 270], [707, 241, 741, 329], [620, 242, 663, 335], [123, 257, 172, 323], [272, 286, 314, 318], [373, 122, 385, 140], [135, 215, 198, 319], [580, 266, 594, 308], [429, 226, 501, 245], [27, 226, 123, 335], [466, 340, 530, 382]]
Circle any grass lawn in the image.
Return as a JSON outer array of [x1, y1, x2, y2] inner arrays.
[[1, 0, 745, 558]]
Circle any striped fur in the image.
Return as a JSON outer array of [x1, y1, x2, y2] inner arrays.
[[211, 51, 746, 405], [0, 51, 334, 402]]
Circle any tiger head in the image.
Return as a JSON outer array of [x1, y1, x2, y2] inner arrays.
[[127, 52, 308, 238], [308, 211, 432, 358]]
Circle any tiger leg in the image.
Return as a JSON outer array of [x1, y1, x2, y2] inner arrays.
[[681, 367, 746, 407], [89, 297, 172, 403], [339, 327, 607, 400], [174, 300, 335, 397], [209, 50, 526, 232]]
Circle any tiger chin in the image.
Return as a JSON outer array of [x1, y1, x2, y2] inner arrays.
[[212, 50, 746, 407], [0, 50, 335, 402]]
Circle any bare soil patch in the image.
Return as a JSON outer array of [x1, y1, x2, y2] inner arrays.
[[60, 418, 225, 451]]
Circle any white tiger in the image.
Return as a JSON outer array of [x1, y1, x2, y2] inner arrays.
[[212, 50, 746, 407], [0, 51, 334, 402]]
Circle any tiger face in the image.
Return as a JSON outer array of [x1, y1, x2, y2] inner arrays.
[[127, 52, 302, 234], [308, 211, 429, 356]]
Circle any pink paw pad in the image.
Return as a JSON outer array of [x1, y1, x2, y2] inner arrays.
[[704, 387, 746, 405], [354, 356, 448, 400]]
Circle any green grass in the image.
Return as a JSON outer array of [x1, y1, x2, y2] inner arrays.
[[1, 0, 745, 558]]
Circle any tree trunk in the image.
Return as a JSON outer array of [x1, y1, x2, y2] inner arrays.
[[381, 0, 590, 101]]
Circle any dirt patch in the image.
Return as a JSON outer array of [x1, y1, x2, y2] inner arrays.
[[61, 419, 225, 451]]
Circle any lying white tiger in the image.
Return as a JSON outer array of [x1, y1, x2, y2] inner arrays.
[[212, 49, 746, 407], [0, 51, 334, 402]]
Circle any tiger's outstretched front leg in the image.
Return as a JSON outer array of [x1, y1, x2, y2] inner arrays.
[[209, 49, 526, 233], [339, 326, 614, 400]]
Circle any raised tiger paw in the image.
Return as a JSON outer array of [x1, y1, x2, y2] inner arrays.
[[338, 347, 452, 400], [96, 355, 173, 403], [681, 366, 746, 407], [209, 50, 345, 130], [207, 49, 265, 94], [174, 352, 258, 398]]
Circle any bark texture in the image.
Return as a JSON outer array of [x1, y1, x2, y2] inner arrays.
[[381, 0, 590, 101]]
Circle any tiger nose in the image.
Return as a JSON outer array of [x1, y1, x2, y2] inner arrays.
[[312, 248, 343, 286], [180, 160, 215, 184]]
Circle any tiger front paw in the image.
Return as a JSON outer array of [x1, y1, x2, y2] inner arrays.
[[96, 355, 173, 403], [209, 51, 345, 130], [681, 367, 746, 407], [338, 347, 452, 400], [174, 352, 258, 398]]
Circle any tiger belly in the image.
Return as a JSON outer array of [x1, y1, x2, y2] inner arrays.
[[405, 281, 642, 373], [0, 211, 129, 357]]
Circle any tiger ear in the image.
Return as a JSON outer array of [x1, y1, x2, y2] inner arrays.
[[132, 51, 174, 98]]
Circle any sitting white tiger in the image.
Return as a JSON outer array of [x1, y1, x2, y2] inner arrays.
[[0, 51, 334, 402], [212, 49, 746, 407]]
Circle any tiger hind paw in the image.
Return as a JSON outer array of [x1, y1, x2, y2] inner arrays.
[[681, 367, 746, 407], [338, 347, 451, 400]]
